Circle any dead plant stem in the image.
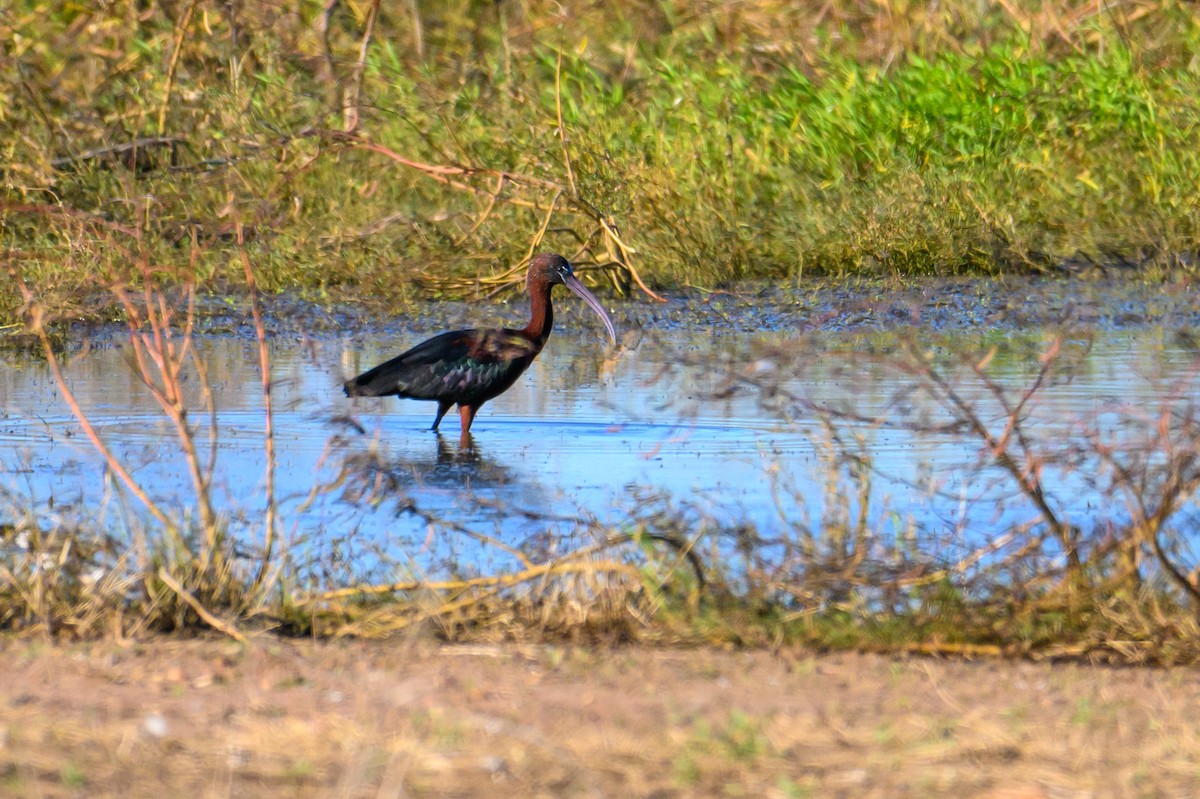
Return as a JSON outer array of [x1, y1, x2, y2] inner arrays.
[[554, 47, 578, 199], [18, 297, 172, 528], [158, 0, 199, 136], [113, 282, 220, 565], [342, 0, 381, 133], [158, 567, 248, 643], [236, 223, 280, 596]]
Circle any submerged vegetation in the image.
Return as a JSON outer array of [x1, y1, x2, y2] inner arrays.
[[3, 2, 1200, 660], [3, 0, 1200, 319]]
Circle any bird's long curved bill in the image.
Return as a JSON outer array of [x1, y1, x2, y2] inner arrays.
[[563, 274, 617, 344]]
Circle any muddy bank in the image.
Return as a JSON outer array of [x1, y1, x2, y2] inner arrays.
[[24, 274, 1199, 349], [311, 274, 1200, 336], [1, 638, 1197, 798], [270, 275, 1200, 341]]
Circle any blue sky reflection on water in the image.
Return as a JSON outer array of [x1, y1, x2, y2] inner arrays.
[[0, 327, 1197, 579]]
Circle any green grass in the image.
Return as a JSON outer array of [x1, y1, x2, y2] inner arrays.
[[59, 762, 85, 789], [3, 2, 1200, 323]]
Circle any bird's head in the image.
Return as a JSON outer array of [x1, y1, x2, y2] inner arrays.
[[527, 253, 617, 344], [527, 252, 575, 288]]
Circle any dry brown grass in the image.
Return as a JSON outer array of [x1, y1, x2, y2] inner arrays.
[[3, 639, 1200, 797]]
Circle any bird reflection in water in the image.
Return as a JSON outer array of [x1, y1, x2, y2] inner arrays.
[[335, 432, 514, 510], [426, 432, 513, 487]]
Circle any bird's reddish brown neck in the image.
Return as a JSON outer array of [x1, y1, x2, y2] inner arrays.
[[521, 277, 554, 343]]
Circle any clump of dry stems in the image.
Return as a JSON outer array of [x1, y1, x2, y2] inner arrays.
[[673, 326, 1200, 662]]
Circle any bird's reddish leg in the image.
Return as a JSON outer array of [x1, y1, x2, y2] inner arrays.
[[458, 404, 479, 449]]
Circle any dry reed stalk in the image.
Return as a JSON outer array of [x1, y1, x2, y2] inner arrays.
[[554, 48, 578, 200], [157, 0, 199, 136], [15, 280, 173, 528], [112, 278, 223, 569], [452, 173, 506, 247], [318, 559, 644, 638], [314, 0, 339, 95], [304, 527, 701, 607], [235, 223, 281, 598], [407, 0, 424, 58], [1, 202, 141, 239], [342, 0, 381, 134], [308, 560, 639, 605], [883, 523, 1040, 590], [996, 0, 1158, 52], [1090, 358, 1200, 611], [907, 336, 1080, 573], [157, 567, 248, 643]]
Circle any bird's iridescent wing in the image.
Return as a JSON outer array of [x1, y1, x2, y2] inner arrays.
[[345, 329, 539, 400]]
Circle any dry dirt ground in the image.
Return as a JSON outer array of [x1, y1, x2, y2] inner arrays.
[[1, 638, 1198, 798]]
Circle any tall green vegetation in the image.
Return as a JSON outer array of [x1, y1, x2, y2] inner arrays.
[[3, 1, 1200, 318]]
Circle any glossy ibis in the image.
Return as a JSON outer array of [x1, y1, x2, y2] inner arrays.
[[344, 253, 617, 444]]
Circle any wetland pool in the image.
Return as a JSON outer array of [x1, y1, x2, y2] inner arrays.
[[1, 320, 1198, 579]]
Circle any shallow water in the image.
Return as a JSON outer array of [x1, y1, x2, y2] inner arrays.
[[1, 325, 1197, 578]]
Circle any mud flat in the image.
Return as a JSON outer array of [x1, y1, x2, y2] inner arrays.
[[2, 638, 1197, 798]]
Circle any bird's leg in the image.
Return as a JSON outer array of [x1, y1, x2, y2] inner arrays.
[[457, 405, 481, 449], [431, 400, 453, 431], [459, 403, 478, 434]]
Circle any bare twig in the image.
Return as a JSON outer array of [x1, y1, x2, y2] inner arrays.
[[158, 567, 248, 643], [1, 202, 141, 239], [50, 137, 183, 172], [315, 0, 339, 97], [236, 223, 280, 597], [915, 337, 1078, 570], [342, 0, 381, 134], [158, 0, 199, 135], [554, 48, 578, 199], [113, 280, 221, 562], [15, 280, 172, 528]]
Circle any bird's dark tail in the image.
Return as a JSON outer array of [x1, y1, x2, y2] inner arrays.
[[342, 378, 370, 397], [343, 360, 400, 397]]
